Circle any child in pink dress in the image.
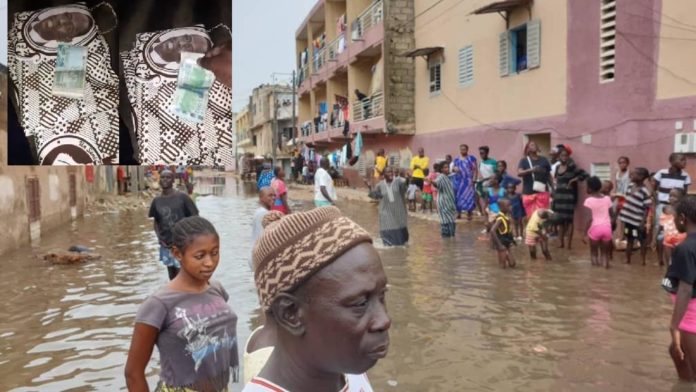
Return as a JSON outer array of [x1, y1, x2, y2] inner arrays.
[[583, 177, 614, 268]]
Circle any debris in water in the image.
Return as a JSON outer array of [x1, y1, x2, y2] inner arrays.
[[44, 251, 101, 265], [533, 345, 548, 353], [387, 380, 398, 387]]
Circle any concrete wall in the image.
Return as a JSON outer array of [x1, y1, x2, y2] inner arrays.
[[655, 0, 696, 100], [384, 0, 416, 133], [413, 0, 568, 134]]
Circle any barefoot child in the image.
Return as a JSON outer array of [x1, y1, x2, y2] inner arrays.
[[583, 177, 614, 268], [661, 188, 687, 266], [406, 179, 418, 212], [619, 167, 652, 265], [125, 216, 239, 391], [506, 183, 526, 241], [526, 208, 553, 260], [662, 195, 696, 381], [490, 198, 517, 268]]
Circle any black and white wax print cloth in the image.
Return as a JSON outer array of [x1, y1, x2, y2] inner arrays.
[[8, 3, 119, 165], [121, 25, 234, 166]]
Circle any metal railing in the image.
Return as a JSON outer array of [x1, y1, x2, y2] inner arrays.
[[352, 90, 383, 122], [312, 46, 326, 72], [326, 34, 347, 62], [351, 0, 383, 41], [297, 64, 308, 86]]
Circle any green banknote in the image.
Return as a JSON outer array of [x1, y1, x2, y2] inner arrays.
[[169, 52, 215, 123], [53, 44, 87, 99]]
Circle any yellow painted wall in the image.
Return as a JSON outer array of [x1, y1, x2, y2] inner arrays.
[[656, 0, 696, 100], [413, 0, 567, 134]]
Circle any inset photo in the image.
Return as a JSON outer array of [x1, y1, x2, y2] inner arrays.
[[118, 0, 232, 166], [7, 1, 120, 165]]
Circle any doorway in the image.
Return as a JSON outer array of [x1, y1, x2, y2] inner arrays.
[[524, 132, 552, 157]]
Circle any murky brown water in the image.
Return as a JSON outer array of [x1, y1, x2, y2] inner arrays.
[[0, 175, 691, 391]]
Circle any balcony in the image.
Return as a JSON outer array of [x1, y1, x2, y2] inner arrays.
[[313, 46, 327, 73], [351, 0, 383, 42], [352, 90, 383, 122], [326, 34, 347, 62]]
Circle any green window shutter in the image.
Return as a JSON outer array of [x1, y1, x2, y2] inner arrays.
[[458, 45, 474, 86], [527, 19, 541, 69], [499, 31, 509, 77]]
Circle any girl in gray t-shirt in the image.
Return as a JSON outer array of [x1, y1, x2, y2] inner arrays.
[[125, 216, 239, 391]]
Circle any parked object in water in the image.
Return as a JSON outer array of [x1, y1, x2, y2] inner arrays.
[[68, 245, 92, 253], [44, 251, 101, 265]]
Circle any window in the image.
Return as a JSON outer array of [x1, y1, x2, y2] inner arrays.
[[429, 61, 441, 95], [26, 177, 40, 223], [500, 20, 541, 77], [458, 45, 474, 87], [252, 135, 257, 146], [591, 163, 611, 182], [600, 0, 617, 82], [69, 174, 77, 207]]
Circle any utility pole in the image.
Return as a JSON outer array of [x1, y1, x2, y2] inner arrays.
[[272, 88, 278, 163], [292, 70, 297, 145]]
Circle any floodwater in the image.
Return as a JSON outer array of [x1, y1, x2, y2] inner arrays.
[[0, 174, 690, 392]]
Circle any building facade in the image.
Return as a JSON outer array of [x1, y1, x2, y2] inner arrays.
[[295, 0, 417, 183], [295, 0, 696, 185]]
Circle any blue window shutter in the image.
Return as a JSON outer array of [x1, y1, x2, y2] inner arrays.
[[499, 31, 510, 77], [527, 19, 541, 69], [458, 45, 474, 86]]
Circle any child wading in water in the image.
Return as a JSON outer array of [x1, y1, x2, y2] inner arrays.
[[661, 188, 687, 266], [662, 195, 696, 381], [525, 208, 553, 260], [490, 198, 517, 268], [506, 183, 526, 241], [125, 216, 239, 391], [619, 167, 652, 265], [406, 178, 418, 212], [422, 168, 434, 213], [583, 177, 614, 268]]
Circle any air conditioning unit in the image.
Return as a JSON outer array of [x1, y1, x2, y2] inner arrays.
[[674, 133, 696, 153]]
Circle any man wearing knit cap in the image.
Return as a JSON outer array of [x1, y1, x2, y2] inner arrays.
[[242, 206, 390, 391]]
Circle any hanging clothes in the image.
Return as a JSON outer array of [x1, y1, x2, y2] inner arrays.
[[354, 131, 363, 157]]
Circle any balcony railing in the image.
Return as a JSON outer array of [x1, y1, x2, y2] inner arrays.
[[326, 34, 347, 62], [351, 0, 383, 41], [352, 90, 383, 122], [313, 46, 326, 72]]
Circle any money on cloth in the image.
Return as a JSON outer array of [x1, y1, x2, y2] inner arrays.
[[53, 44, 87, 99], [169, 52, 215, 123]]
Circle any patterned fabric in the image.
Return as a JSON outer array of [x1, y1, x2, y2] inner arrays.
[[121, 25, 233, 165], [452, 155, 477, 213], [434, 173, 457, 226], [8, 3, 119, 164], [252, 207, 372, 311]]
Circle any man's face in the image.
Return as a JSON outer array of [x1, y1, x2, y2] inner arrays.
[[297, 243, 390, 375], [418, 148, 424, 157], [384, 168, 394, 182], [34, 12, 92, 42], [259, 188, 276, 209], [155, 34, 211, 63], [160, 172, 174, 189], [674, 155, 687, 170], [479, 149, 488, 160], [460, 145, 468, 156]]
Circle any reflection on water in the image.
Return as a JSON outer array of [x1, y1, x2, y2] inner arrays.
[[0, 175, 689, 391]]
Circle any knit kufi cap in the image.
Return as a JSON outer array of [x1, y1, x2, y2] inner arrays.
[[252, 206, 372, 311]]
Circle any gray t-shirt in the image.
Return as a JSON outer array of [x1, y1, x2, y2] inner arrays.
[[135, 280, 239, 390]]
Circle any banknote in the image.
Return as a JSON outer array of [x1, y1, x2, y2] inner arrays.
[[169, 52, 215, 123], [53, 44, 87, 99]]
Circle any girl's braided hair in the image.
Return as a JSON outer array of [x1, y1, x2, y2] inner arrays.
[[171, 216, 219, 252], [676, 195, 696, 226]]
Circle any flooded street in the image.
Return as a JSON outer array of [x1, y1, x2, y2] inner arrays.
[[0, 175, 688, 392]]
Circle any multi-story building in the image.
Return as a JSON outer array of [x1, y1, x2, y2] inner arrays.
[[295, 0, 417, 183], [295, 0, 696, 185], [242, 84, 298, 175], [408, 0, 696, 180]]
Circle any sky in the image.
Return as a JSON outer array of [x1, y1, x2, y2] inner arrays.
[[0, 1, 7, 64], [232, 0, 316, 112]]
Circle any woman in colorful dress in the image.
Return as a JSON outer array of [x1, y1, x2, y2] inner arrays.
[[451, 144, 478, 220]]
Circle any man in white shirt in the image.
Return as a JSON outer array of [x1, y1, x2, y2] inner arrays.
[[314, 157, 337, 207]]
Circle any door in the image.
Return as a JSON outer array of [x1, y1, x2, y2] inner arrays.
[[524, 133, 552, 157]]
